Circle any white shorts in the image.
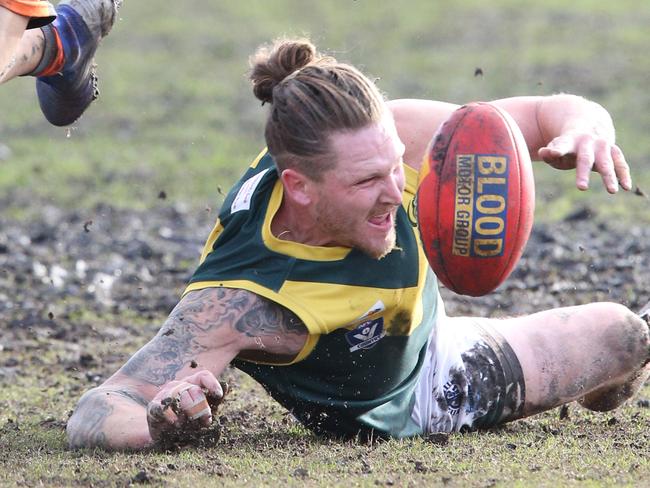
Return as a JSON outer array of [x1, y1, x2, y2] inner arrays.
[[411, 293, 526, 433]]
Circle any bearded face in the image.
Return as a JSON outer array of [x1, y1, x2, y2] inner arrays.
[[312, 115, 406, 259]]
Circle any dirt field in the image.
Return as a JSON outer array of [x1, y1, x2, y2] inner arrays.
[[1, 189, 649, 486], [2, 2, 650, 484]]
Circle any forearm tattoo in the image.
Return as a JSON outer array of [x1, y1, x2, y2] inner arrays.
[[121, 288, 239, 385], [120, 287, 307, 385]]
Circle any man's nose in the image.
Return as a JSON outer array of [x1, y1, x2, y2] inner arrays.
[[384, 173, 403, 205]]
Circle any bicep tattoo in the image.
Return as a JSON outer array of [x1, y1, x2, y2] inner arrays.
[[233, 296, 308, 360], [119, 288, 307, 383], [234, 298, 305, 337]]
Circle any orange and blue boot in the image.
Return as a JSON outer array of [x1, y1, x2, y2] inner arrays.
[[35, 0, 120, 126]]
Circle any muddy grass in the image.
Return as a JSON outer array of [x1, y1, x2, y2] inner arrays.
[[1, 193, 649, 486]]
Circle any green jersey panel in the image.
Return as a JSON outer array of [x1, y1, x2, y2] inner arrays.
[[186, 150, 440, 438]]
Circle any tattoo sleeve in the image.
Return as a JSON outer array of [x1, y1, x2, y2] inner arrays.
[[120, 288, 237, 385], [69, 288, 308, 449], [119, 287, 308, 384]]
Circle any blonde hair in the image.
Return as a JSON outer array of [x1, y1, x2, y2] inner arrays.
[[249, 38, 386, 180]]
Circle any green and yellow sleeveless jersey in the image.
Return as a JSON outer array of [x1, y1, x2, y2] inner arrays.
[[185, 150, 440, 438]]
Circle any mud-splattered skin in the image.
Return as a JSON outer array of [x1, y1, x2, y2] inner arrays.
[[66, 392, 113, 448], [67, 388, 151, 449], [512, 303, 650, 416], [579, 311, 650, 411], [66, 287, 308, 448], [0, 32, 44, 84]]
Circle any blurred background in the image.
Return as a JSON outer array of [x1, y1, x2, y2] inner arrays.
[[1, 6, 649, 485], [1, 0, 649, 222]]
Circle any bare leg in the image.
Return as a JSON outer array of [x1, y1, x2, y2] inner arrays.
[[578, 363, 650, 411], [0, 29, 46, 84], [489, 302, 649, 416], [0, 6, 30, 82]]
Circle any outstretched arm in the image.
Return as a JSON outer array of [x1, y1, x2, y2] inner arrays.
[[493, 94, 628, 194], [66, 287, 308, 450], [389, 94, 629, 194]]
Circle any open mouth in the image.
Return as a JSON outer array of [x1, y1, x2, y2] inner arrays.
[[368, 212, 393, 231]]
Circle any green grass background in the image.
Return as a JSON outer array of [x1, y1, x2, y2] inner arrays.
[[1, 0, 650, 221], [1, 1, 650, 487]]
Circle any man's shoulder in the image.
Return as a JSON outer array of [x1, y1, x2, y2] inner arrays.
[[221, 150, 278, 219]]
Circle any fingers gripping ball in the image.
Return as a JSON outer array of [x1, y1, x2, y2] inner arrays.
[[416, 102, 535, 296]]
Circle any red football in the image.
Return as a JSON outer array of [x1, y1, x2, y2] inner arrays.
[[416, 102, 535, 296]]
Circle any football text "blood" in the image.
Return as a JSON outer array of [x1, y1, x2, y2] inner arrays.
[[452, 155, 508, 257]]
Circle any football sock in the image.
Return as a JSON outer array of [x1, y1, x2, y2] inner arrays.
[[29, 23, 63, 76]]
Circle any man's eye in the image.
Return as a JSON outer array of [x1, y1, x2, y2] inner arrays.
[[357, 177, 375, 186]]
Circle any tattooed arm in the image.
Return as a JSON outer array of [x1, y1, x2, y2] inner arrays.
[[66, 287, 308, 450]]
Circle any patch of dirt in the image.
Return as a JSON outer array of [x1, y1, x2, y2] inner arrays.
[[0, 199, 214, 356], [3, 200, 649, 350], [1, 197, 649, 449]]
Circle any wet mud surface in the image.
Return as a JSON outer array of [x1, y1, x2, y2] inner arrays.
[[2, 198, 649, 373], [1, 198, 649, 459]]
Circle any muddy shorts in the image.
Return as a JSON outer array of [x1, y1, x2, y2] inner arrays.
[[0, 0, 56, 29], [411, 294, 526, 433]]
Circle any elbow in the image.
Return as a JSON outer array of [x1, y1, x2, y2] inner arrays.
[[65, 388, 112, 450], [551, 94, 614, 136], [66, 413, 89, 450], [66, 388, 154, 451]]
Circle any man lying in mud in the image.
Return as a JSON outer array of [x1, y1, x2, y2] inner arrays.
[[66, 37, 650, 450]]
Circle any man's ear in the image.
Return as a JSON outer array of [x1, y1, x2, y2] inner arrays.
[[280, 169, 314, 206]]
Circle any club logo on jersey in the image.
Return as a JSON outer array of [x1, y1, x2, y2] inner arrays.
[[345, 318, 386, 352], [442, 380, 463, 416]]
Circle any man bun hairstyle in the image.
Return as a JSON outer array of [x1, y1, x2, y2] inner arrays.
[[250, 39, 318, 105], [249, 37, 386, 180]]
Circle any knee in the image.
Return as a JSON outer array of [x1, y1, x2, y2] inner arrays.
[[593, 302, 649, 364]]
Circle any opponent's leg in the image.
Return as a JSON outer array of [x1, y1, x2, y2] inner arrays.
[[0, 29, 46, 84], [35, 0, 121, 126], [492, 302, 649, 416], [1, 0, 120, 123], [0, 6, 31, 82], [0, 0, 55, 83]]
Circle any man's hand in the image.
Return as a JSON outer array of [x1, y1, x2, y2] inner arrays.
[[146, 370, 227, 449], [538, 132, 630, 194]]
